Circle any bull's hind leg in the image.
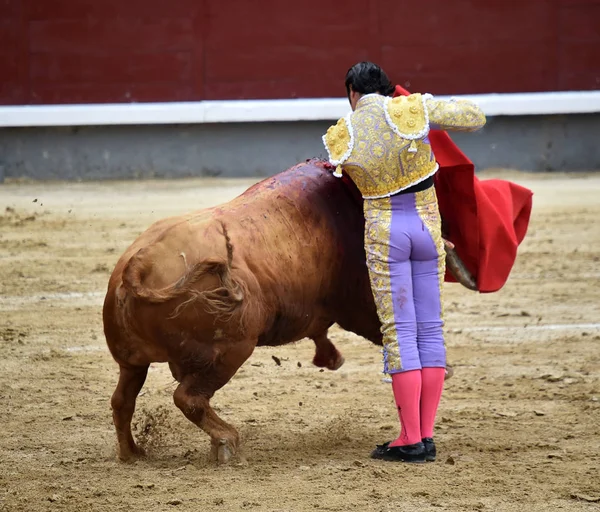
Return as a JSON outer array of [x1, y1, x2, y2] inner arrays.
[[111, 364, 149, 461], [173, 341, 255, 464], [174, 382, 239, 464], [311, 330, 345, 371]]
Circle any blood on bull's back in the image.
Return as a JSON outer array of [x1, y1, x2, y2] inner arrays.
[[213, 160, 378, 345]]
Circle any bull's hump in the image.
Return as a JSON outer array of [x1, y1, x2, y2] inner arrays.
[[236, 161, 333, 201]]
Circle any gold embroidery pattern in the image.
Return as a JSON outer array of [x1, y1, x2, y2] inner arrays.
[[425, 97, 486, 132], [415, 188, 446, 322], [384, 94, 428, 138], [322, 94, 485, 197], [328, 95, 438, 199], [363, 197, 402, 374], [322, 115, 352, 165]]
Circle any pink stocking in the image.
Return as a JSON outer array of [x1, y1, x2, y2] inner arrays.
[[389, 370, 422, 447], [420, 367, 445, 438]]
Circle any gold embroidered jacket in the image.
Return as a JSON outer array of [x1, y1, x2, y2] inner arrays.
[[322, 93, 486, 199]]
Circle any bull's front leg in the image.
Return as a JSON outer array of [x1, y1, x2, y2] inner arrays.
[[311, 330, 345, 371]]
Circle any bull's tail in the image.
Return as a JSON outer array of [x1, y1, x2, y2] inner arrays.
[[121, 223, 247, 322]]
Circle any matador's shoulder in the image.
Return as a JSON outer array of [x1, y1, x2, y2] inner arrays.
[[322, 114, 354, 168], [384, 93, 431, 140]]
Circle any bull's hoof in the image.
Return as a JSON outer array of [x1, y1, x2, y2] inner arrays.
[[330, 354, 345, 371], [118, 444, 146, 462], [444, 366, 454, 380], [312, 353, 345, 371], [210, 438, 236, 465]]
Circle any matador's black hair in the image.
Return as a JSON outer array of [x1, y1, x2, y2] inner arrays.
[[344, 61, 395, 98]]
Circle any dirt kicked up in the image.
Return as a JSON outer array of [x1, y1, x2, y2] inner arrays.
[[1, 171, 599, 512]]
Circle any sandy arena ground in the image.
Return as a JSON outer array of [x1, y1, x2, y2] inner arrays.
[[0, 171, 599, 512]]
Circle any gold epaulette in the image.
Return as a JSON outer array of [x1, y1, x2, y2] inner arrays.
[[322, 114, 354, 168], [384, 94, 430, 152]]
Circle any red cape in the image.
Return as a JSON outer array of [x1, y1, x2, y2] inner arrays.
[[391, 85, 532, 292], [390, 86, 532, 292]]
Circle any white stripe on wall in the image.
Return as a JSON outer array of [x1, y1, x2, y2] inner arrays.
[[1, 91, 600, 128]]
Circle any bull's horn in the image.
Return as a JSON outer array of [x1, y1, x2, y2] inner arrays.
[[444, 241, 478, 291]]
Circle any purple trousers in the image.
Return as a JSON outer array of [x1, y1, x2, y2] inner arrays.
[[364, 186, 446, 374]]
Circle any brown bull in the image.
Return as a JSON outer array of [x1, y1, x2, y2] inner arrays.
[[103, 159, 469, 463]]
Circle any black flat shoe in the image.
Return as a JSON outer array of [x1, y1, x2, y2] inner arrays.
[[422, 437, 436, 462], [370, 441, 426, 463]]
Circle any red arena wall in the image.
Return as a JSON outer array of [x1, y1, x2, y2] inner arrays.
[[1, 0, 599, 105]]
